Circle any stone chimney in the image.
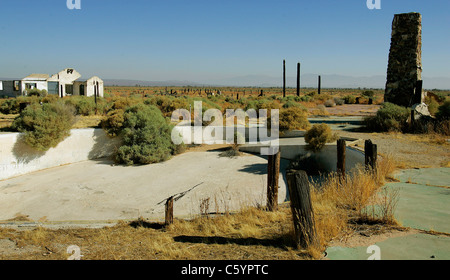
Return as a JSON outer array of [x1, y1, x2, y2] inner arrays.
[[385, 12, 423, 107]]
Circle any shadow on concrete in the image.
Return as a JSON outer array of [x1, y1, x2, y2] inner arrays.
[[88, 129, 122, 165], [173, 235, 293, 249], [236, 155, 290, 203], [12, 134, 46, 164], [238, 163, 267, 175]]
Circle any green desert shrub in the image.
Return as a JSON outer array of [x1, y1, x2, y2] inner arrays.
[[324, 99, 336, 107], [424, 96, 439, 116], [364, 102, 410, 132], [344, 95, 357, 104], [0, 97, 34, 114], [436, 100, 450, 121], [11, 101, 76, 151], [65, 96, 107, 116], [304, 124, 338, 152], [333, 97, 345, 106], [27, 88, 48, 97], [278, 107, 310, 132], [101, 109, 125, 137], [362, 90, 375, 99], [0, 99, 21, 114], [115, 103, 181, 165], [282, 100, 307, 110]]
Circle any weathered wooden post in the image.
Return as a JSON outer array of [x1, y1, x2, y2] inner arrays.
[[283, 60, 286, 98], [286, 170, 317, 249], [267, 151, 280, 211], [337, 139, 346, 177], [165, 196, 174, 226], [364, 140, 378, 171], [297, 62, 301, 97]]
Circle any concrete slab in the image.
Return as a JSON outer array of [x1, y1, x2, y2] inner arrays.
[[326, 233, 450, 260], [308, 116, 365, 131], [386, 182, 450, 233], [0, 151, 288, 223], [393, 168, 450, 188], [327, 167, 450, 260]]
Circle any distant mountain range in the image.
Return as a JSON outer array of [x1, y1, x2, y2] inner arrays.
[[103, 74, 450, 90], [3, 74, 449, 90]]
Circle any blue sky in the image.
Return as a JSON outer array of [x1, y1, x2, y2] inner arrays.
[[0, 0, 449, 85]]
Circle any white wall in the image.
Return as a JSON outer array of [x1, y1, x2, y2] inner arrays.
[[21, 80, 48, 94], [0, 129, 121, 181], [86, 76, 104, 97], [47, 69, 82, 97]]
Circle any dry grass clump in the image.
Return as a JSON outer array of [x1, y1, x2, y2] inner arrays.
[[308, 155, 397, 254]]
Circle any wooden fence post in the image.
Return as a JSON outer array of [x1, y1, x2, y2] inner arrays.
[[267, 151, 280, 211], [337, 139, 346, 177], [165, 196, 174, 226], [365, 140, 378, 171], [286, 170, 317, 249]]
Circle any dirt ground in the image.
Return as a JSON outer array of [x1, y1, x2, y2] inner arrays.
[[340, 130, 450, 169]]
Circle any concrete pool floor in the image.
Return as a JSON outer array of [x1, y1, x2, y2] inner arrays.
[[326, 167, 450, 260], [0, 151, 288, 224]]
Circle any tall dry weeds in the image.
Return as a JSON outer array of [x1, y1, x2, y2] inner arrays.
[[308, 155, 397, 255]]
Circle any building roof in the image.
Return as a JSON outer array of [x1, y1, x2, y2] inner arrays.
[[23, 74, 50, 80]]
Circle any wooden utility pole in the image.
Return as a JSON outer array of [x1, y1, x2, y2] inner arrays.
[[283, 60, 286, 98], [318, 75, 321, 95], [297, 62, 301, 97], [286, 170, 317, 249], [267, 151, 281, 211], [165, 196, 174, 226], [337, 139, 346, 177]]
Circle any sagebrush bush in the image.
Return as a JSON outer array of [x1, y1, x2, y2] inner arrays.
[[364, 102, 410, 132], [65, 96, 107, 116], [278, 107, 310, 132], [436, 100, 450, 121], [324, 99, 336, 107], [344, 95, 357, 104], [0, 97, 34, 114], [115, 103, 181, 165], [424, 96, 440, 116], [0, 98, 21, 114], [282, 100, 306, 109], [101, 109, 125, 137], [26, 88, 48, 97], [333, 97, 345, 106], [11, 101, 76, 151], [304, 124, 338, 152]]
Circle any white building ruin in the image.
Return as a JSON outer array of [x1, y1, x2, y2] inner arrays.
[[0, 68, 104, 98]]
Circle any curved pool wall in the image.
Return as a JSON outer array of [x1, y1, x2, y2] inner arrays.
[[240, 141, 365, 173], [1, 126, 364, 181], [0, 129, 121, 181]]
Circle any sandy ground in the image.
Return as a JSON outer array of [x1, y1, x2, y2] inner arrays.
[[0, 150, 287, 223], [339, 130, 450, 168]]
